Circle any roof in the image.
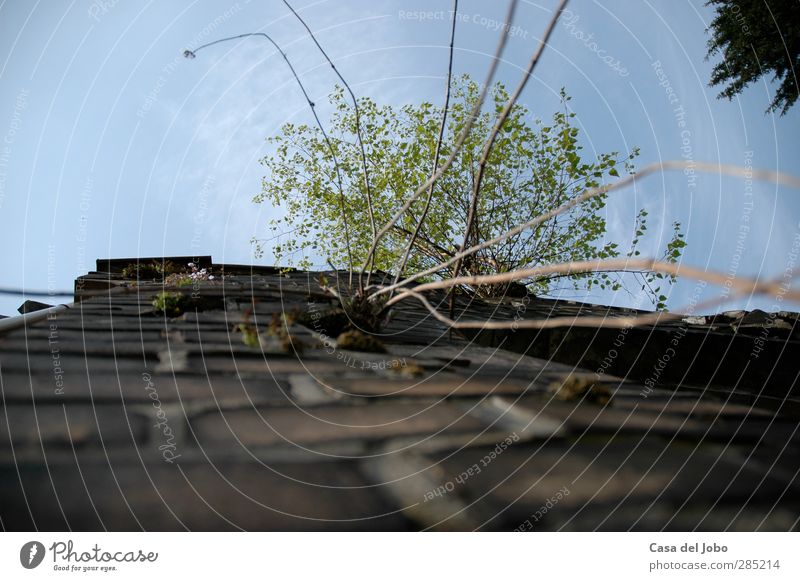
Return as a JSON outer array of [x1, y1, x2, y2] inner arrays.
[[0, 256, 798, 530]]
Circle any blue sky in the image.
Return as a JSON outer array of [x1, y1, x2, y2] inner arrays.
[[0, 0, 798, 316]]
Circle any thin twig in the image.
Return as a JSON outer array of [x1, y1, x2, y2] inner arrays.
[[386, 265, 799, 330], [186, 32, 355, 283], [384, 257, 800, 306], [361, 0, 521, 276], [450, 0, 569, 315], [282, 0, 375, 288], [372, 160, 800, 299], [389, 287, 673, 329], [392, 0, 460, 291]]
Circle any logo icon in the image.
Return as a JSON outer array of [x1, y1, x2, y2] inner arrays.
[[20, 541, 45, 569]]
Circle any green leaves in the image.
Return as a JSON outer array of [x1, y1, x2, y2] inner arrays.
[[256, 75, 686, 309]]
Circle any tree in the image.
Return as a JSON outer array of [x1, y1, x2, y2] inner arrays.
[[255, 75, 685, 308], [705, 0, 800, 115]]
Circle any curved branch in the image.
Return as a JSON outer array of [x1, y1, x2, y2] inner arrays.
[[373, 160, 800, 298], [385, 257, 800, 306], [452, 0, 569, 297], [393, 0, 460, 290], [386, 264, 799, 330], [282, 0, 375, 286], [389, 288, 676, 329], [361, 0, 521, 275], [187, 32, 354, 280]]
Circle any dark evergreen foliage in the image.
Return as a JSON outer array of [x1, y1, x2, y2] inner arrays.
[[706, 0, 800, 115]]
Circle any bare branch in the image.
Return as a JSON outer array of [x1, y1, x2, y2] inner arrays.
[[451, 0, 569, 302], [187, 31, 355, 281], [387, 287, 673, 329], [384, 257, 800, 305], [393, 0, 460, 290], [385, 266, 798, 330], [373, 160, 800, 298], [282, 0, 375, 287], [361, 0, 521, 275]]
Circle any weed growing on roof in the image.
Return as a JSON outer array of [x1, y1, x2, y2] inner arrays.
[[336, 329, 386, 353], [164, 262, 216, 286], [298, 306, 349, 336], [233, 309, 302, 352], [550, 374, 613, 406], [387, 359, 424, 377], [122, 260, 182, 280], [187, 262, 215, 281], [152, 292, 187, 317], [235, 323, 260, 347], [164, 274, 194, 287], [341, 292, 389, 333], [314, 273, 390, 334]]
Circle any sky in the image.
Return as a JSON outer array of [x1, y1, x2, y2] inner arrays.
[[0, 0, 798, 317]]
